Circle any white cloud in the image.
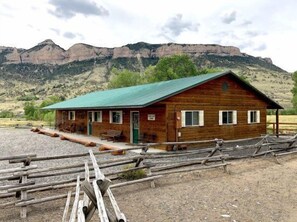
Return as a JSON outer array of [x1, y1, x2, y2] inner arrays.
[[48, 0, 109, 19], [221, 10, 237, 24], [160, 14, 200, 41]]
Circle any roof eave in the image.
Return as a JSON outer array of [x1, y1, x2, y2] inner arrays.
[[45, 105, 147, 110]]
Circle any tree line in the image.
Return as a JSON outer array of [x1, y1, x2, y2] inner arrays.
[[107, 54, 220, 89]]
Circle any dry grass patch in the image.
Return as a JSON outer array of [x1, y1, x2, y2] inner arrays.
[[0, 118, 46, 127], [267, 115, 297, 133]]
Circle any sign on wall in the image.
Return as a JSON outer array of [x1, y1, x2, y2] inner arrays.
[[147, 114, 156, 121]]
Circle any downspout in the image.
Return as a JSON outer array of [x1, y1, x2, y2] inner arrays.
[[55, 110, 57, 129], [174, 105, 178, 142]]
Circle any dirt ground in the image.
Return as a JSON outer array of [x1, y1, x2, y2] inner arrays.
[[1, 155, 296, 222]]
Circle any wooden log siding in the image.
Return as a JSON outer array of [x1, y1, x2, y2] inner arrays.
[[159, 75, 268, 142]]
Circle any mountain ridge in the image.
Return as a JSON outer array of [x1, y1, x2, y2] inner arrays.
[[0, 40, 292, 114]]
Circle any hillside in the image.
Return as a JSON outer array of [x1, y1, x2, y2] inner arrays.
[[0, 40, 292, 114]]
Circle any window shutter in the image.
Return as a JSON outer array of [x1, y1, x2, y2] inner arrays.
[[199, 111, 204, 126], [219, 111, 223, 125], [99, 111, 102, 122], [233, 110, 237, 124], [256, 110, 260, 123], [247, 111, 251, 124], [181, 111, 186, 127]]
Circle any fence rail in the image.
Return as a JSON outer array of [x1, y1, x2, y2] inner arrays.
[[267, 122, 297, 134]]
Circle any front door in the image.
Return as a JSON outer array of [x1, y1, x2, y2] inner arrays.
[[87, 111, 93, 135], [131, 112, 139, 144], [62, 111, 68, 124]]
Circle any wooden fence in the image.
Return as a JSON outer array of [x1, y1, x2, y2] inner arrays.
[[1, 134, 297, 221], [267, 122, 297, 135]]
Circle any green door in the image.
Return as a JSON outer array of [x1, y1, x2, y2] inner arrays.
[[88, 112, 93, 135], [132, 112, 139, 143]]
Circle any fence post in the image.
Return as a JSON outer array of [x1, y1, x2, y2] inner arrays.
[[92, 180, 109, 222], [20, 158, 31, 219], [62, 191, 72, 222], [276, 109, 279, 137], [69, 176, 81, 222], [20, 174, 28, 218]]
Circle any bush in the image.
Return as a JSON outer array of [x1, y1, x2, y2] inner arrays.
[[43, 112, 55, 127], [0, 110, 14, 118], [120, 164, 147, 180], [17, 95, 38, 101], [23, 96, 62, 121], [280, 109, 297, 115]]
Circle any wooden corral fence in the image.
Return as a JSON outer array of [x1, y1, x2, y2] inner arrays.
[[267, 122, 297, 135], [0, 145, 161, 221], [1, 135, 297, 221]]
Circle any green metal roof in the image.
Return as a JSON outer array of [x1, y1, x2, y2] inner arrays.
[[44, 70, 283, 110]]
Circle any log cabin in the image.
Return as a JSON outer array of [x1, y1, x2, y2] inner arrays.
[[44, 70, 282, 145]]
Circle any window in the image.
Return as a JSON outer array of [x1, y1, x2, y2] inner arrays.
[[181, 110, 204, 127], [219, 110, 237, 125], [68, 111, 75, 120], [109, 111, 123, 124], [248, 110, 260, 124], [93, 111, 102, 122]]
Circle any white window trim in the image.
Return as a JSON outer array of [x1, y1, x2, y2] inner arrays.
[[248, 110, 260, 124], [219, 110, 237, 125], [92, 111, 102, 123], [181, 110, 204, 127], [109, 110, 123, 124], [68, 111, 75, 121]]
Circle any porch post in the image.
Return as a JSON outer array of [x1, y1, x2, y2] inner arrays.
[[276, 109, 279, 137], [55, 110, 57, 129]]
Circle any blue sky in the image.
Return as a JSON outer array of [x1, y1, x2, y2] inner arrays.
[[0, 0, 296, 72]]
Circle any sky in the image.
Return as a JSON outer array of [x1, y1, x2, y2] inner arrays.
[[0, 0, 296, 72]]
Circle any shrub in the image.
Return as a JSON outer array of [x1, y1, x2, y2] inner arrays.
[[17, 95, 38, 101], [267, 109, 297, 115], [120, 164, 147, 180], [280, 109, 297, 115], [0, 110, 14, 118]]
